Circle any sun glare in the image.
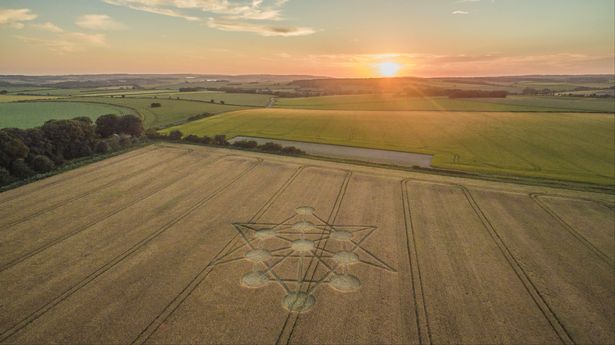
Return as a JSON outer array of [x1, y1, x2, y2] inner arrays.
[[377, 62, 401, 77]]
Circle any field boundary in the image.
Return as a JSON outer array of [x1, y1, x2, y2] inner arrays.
[[131, 164, 306, 345], [194, 134, 614, 192], [0, 157, 264, 342]]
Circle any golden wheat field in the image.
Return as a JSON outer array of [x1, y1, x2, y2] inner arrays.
[[0, 144, 613, 345]]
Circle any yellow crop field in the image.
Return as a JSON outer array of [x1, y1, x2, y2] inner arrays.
[[0, 144, 612, 344]]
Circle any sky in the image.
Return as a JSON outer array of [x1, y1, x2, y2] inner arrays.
[[0, 0, 613, 77]]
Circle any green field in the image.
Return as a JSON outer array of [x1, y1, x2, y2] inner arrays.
[[64, 97, 246, 128], [126, 91, 273, 107], [0, 95, 58, 103], [165, 108, 615, 184], [275, 94, 615, 113], [0, 101, 135, 129]]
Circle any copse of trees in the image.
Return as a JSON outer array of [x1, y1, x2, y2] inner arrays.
[[0, 114, 145, 187]]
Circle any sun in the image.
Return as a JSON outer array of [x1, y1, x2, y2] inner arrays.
[[377, 62, 401, 77]]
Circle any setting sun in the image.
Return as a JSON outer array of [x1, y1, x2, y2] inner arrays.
[[377, 62, 402, 77]]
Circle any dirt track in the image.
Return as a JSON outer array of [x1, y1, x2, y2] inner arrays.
[[0, 144, 613, 344]]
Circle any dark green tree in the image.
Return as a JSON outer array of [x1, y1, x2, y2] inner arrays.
[[95, 114, 120, 138], [0, 166, 13, 185], [168, 130, 183, 141], [10, 158, 35, 178], [30, 155, 55, 173], [119, 115, 144, 137], [0, 130, 29, 169]]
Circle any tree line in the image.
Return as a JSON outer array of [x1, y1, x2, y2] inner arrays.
[[0, 114, 144, 186], [147, 129, 305, 156]]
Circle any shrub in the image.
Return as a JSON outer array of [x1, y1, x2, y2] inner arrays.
[[168, 130, 183, 141], [232, 140, 258, 149], [119, 134, 133, 147], [29, 155, 56, 173], [0, 90, 7, 95], [107, 134, 121, 150], [187, 113, 210, 122], [95, 140, 111, 154], [151, 102, 162, 108], [200, 136, 212, 145], [258, 142, 283, 152], [213, 135, 228, 146], [0, 166, 14, 185], [184, 134, 201, 143], [281, 146, 305, 155], [10, 159, 35, 178], [145, 128, 165, 139]]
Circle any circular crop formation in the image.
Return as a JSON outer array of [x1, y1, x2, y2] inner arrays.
[[245, 249, 272, 263], [282, 292, 316, 313], [292, 239, 316, 252]]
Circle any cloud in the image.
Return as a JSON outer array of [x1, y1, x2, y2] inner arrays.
[[103, 0, 200, 21], [103, 0, 286, 21], [452, 10, 470, 15], [76, 14, 125, 30], [33, 22, 64, 33], [103, 0, 316, 37], [207, 17, 315, 37], [0, 8, 38, 29], [16, 32, 107, 53]]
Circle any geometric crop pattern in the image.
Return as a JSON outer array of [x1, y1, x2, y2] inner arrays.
[[214, 207, 397, 313]]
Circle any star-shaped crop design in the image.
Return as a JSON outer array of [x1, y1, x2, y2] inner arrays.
[[212, 206, 397, 313]]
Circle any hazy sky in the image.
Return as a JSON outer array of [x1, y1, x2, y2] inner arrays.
[[0, 0, 613, 77]]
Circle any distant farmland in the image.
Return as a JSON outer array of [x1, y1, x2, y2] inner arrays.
[[126, 91, 273, 107], [55, 97, 247, 128], [165, 108, 615, 185], [275, 94, 615, 113], [0, 144, 612, 344], [0, 101, 135, 129]]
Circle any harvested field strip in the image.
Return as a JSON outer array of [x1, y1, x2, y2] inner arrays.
[[1, 161, 305, 344], [401, 180, 430, 345], [0, 146, 158, 204], [285, 174, 414, 344], [530, 194, 614, 266], [0, 156, 263, 340], [0, 148, 191, 229], [0, 151, 226, 270], [404, 181, 563, 344], [142, 167, 351, 345], [471, 189, 615, 344]]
